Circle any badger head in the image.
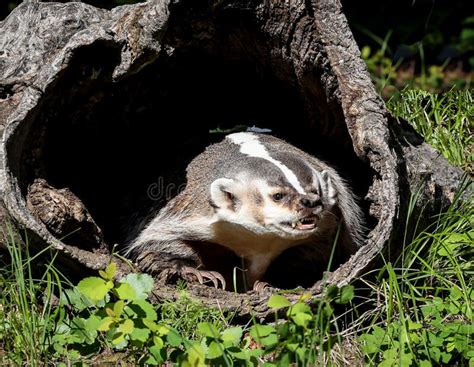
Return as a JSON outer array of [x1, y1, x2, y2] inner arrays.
[[209, 152, 338, 240]]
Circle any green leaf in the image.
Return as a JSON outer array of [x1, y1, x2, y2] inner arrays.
[[221, 327, 243, 347], [260, 333, 278, 347], [149, 345, 165, 365], [335, 285, 354, 304], [419, 360, 432, 367], [130, 322, 150, 343], [249, 324, 276, 339], [97, 317, 115, 332], [166, 329, 183, 347], [153, 336, 164, 349], [113, 300, 125, 317], [85, 314, 102, 333], [186, 341, 206, 365], [125, 299, 157, 321], [268, 294, 291, 309], [156, 324, 171, 336], [291, 312, 312, 327], [121, 273, 154, 299], [325, 285, 339, 299], [288, 302, 311, 316], [77, 277, 113, 302], [61, 288, 93, 311], [207, 341, 224, 359], [99, 262, 117, 280], [408, 320, 422, 330], [112, 331, 125, 345], [198, 322, 220, 338], [118, 319, 134, 335], [105, 307, 115, 318], [142, 319, 159, 332], [360, 333, 381, 354], [114, 282, 136, 300]]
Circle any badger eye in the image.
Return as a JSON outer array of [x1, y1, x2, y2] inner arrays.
[[272, 193, 285, 202]]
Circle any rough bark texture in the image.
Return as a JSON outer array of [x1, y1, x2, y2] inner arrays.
[[0, 0, 468, 319]]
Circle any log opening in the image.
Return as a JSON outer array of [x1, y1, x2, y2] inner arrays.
[[14, 29, 374, 289]]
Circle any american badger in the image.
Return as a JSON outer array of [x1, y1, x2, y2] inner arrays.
[[126, 132, 364, 290]]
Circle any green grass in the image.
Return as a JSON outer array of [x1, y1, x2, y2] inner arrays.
[[0, 89, 472, 365], [387, 89, 473, 172], [356, 181, 473, 366], [0, 228, 64, 365]]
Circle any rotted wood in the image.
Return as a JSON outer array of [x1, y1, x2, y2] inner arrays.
[[0, 0, 467, 319]]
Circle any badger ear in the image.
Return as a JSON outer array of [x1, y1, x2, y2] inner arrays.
[[210, 178, 238, 209]]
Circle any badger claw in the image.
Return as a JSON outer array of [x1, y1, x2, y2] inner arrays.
[[135, 252, 226, 289], [181, 267, 226, 290], [253, 280, 271, 292]]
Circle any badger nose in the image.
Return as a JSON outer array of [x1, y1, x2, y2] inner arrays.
[[300, 196, 321, 208]]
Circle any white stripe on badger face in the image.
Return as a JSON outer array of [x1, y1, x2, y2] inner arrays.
[[227, 133, 306, 194]]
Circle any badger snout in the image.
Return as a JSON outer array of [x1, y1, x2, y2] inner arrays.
[[298, 194, 322, 210]]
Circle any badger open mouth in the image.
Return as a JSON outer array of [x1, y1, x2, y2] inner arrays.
[[284, 216, 318, 230]]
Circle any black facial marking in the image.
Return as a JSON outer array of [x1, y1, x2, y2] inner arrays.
[[252, 190, 263, 205], [272, 153, 314, 188]]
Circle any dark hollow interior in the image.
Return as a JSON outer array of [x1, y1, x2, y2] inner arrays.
[[20, 40, 374, 289]]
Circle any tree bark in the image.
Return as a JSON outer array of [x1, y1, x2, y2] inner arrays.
[[0, 0, 467, 319]]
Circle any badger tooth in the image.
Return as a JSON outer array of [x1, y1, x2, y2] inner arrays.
[[292, 222, 296, 229]]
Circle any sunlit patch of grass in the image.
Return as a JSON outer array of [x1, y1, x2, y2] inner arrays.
[[387, 89, 473, 172], [355, 181, 473, 366]]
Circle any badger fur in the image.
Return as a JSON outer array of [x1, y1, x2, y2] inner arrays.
[[126, 132, 364, 290]]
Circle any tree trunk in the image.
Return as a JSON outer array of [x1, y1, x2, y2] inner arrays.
[[0, 0, 467, 319]]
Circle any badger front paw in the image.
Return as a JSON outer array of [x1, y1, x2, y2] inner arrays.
[[136, 251, 226, 290]]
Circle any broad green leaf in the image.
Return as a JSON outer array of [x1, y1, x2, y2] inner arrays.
[[207, 341, 224, 359], [419, 360, 432, 367], [61, 288, 93, 311], [186, 341, 206, 365], [85, 314, 102, 333], [408, 320, 422, 330], [121, 273, 154, 299], [125, 299, 157, 321], [77, 277, 113, 302], [99, 262, 117, 280], [198, 322, 220, 338], [153, 336, 164, 349], [166, 329, 183, 347], [115, 282, 136, 300], [142, 319, 159, 332], [112, 331, 125, 345], [118, 319, 134, 335], [268, 294, 291, 309], [97, 317, 115, 332], [221, 327, 243, 346], [130, 324, 150, 343], [291, 312, 312, 327], [156, 324, 171, 336], [260, 333, 278, 347], [287, 302, 311, 316], [113, 300, 125, 317], [149, 345, 165, 364], [105, 307, 115, 318], [249, 324, 276, 339]]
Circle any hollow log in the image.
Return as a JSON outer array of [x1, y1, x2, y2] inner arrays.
[[0, 0, 467, 319]]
